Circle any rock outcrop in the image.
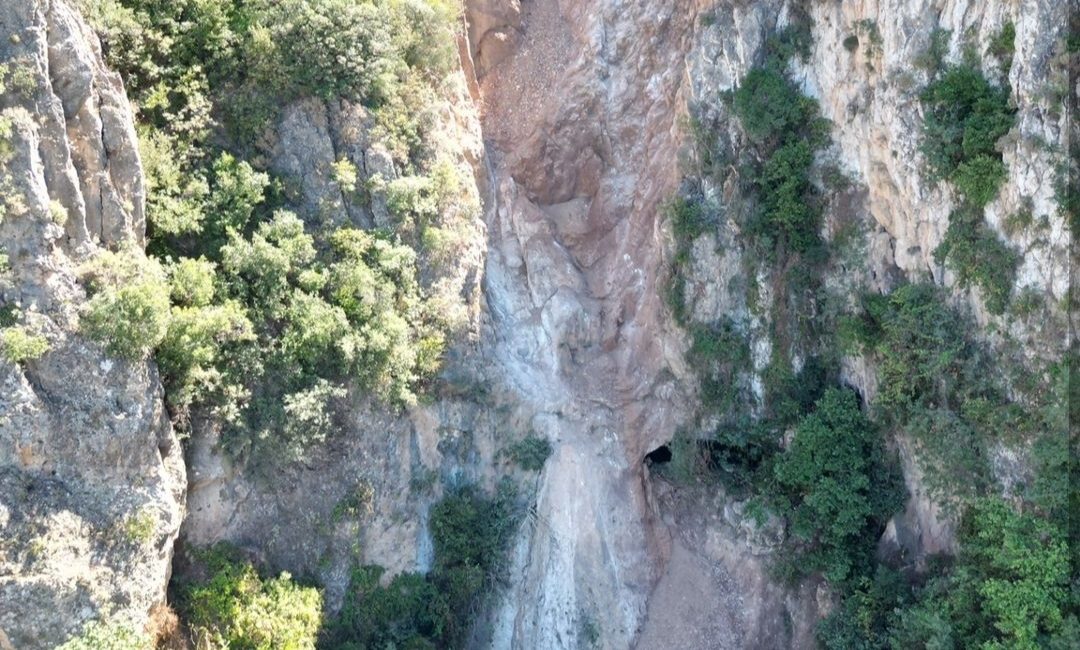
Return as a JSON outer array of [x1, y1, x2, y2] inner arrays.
[[684, 0, 1070, 572], [179, 19, 495, 613], [0, 0, 1069, 647], [0, 1, 184, 647]]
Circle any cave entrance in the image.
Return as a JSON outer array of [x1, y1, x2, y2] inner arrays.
[[644, 444, 672, 465]]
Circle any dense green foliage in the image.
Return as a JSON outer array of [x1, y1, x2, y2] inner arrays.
[[325, 484, 520, 648], [934, 205, 1020, 314], [731, 67, 819, 148], [731, 66, 829, 255], [825, 283, 1076, 647], [56, 621, 151, 650], [773, 389, 905, 584], [80, 0, 472, 467], [666, 195, 710, 241], [504, 436, 554, 471], [921, 66, 1014, 201], [841, 283, 1005, 505], [820, 498, 1075, 650], [0, 325, 49, 364], [921, 64, 1018, 313], [79, 248, 172, 361], [177, 544, 323, 650]]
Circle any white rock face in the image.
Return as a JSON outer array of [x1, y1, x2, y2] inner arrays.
[[471, 0, 698, 645], [475, 0, 1069, 647], [0, 2, 184, 647], [1, 0, 1068, 647], [793, 0, 1070, 318]]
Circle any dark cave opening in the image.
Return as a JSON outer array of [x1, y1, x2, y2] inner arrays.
[[644, 444, 672, 465]]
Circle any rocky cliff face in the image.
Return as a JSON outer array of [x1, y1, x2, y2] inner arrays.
[[0, 0, 1070, 648], [0, 1, 184, 647], [684, 0, 1070, 567], [473, 1, 1070, 647]]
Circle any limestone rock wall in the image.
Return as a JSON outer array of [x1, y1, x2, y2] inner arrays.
[[0, 1, 184, 647], [684, 0, 1070, 571], [178, 18, 497, 614], [0, 0, 1070, 648]]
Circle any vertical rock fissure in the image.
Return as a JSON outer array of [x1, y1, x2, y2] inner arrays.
[[465, 1, 701, 647]]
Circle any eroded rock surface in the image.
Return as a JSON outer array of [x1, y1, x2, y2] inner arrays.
[[0, 2, 184, 647], [0, 0, 1070, 647]]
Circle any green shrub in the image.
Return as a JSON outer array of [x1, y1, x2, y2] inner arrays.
[[329, 566, 446, 649], [56, 621, 151, 650], [708, 418, 782, 490], [730, 62, 829, 257], [773, 388, 906, 584], [278, 379, 348, 458], [987, 21, 1016, 71], [903, 406, 991, 507], [331, 158, 359, 195], [886, 586, 957, 650], [505, 436, 553, 471], [80, 250, 172, 361], [281, 291, 353, 373], [157, 301, 252, 411], [666, 195, 710, 241], [690, 319, 751, 417], [934, 205, 1019, 314], [178, 544, 323, 650], [846, 283, 971, 416], [168, 257, 217, 307], [842, 283, 1038, 507], [763, 10, 814, 65], [886, 499, 1071, 650], [139, 127, 208, 241], [269, 0, 457, 104], [951, 155, 1007, 207], [921, 65, 1015, 206], [332, 480, 375, 521], [764, 354, 835, 426], [816, 566, 911, 650], [753, 139, 821, 253], [732, 67, 821, 147], [79, 0, 471, 469], [220, 211, 316, 315], [0, 325, 49, 363], [327, 483, 520, 648], [959, 499, 1069, 647], [201, 153, 271, 251]]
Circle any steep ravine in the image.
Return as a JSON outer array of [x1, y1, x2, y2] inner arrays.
[[0, 0, 1071, 647], [471, 0, 696, 646], [471, 0, 1072, 647]]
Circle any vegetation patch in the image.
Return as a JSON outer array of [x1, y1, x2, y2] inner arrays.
[[821, 497, 1074, 649], [921, 65, 1014, 205], [934, 205, 1020, 314], [325, 483, 521, 648], [56, 621, 151, 650], [920, 64, 1018, 313], [772, 389, 906, 585], [81, 0, 474, 470], [663, 18, 1072, 649], [79, 248, 172, 361], [504, 436, 553, 471], [175, 544, 323, 650], [0, 325, 48, 364]]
